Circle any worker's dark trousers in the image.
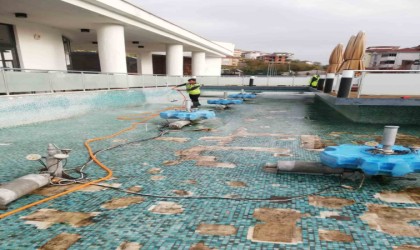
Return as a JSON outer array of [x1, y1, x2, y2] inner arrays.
[[189, 94, 201, 107]]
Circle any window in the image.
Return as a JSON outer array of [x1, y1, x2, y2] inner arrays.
[[379, 60, 395, 65], [381, 53, 397, 57], [0, 23, 20, 68], [62, 36, 72, 70]]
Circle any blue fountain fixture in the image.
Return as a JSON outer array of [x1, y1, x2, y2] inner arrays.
[[160, 110, 216, 120], [228, 93, 256, 99], [321, 144, 420, 177], [207, 99, 243, 105]]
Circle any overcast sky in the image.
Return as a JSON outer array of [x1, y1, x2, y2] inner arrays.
[[134, 0, 420, 63]]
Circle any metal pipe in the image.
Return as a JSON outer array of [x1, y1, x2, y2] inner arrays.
[[277, 161, 344, 175], [1, 68, 9, 95], [382, 125, 399, 152], [185, 99, 192, 112], [249, 76, 254, 86], [81, 72, 86, 91], [337, 70, 354, 98], [317, 75, 326, 91], [48, 72, 54, 93], [356, 72, 366, 98], [324, 73, 335, 93], [0, 174, 50, 208]]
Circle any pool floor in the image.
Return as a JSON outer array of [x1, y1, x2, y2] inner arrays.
[[0, 92, 419, 249]]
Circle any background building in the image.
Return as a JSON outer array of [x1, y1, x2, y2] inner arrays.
[[221, 49, 243, 66], [365, 45, 420, 70], [243, 51, 263, 59], [257, 52, 293, 64]]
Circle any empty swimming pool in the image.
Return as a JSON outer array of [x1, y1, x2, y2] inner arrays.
[[0, 90, 419, 249]]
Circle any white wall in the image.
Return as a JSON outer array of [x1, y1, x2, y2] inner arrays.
[[14, 22, 67, 70], [360, 73, 420, 95], [395, 52, 420, 67], [204, 57, 222, 76]]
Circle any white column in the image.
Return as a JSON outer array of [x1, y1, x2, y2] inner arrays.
[[166, 44, 183, 76], [97, 24, 127, 73], [137, 52, 153, 75], [191, 52, 206, 76]]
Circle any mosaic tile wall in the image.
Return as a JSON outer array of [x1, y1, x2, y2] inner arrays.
[[0, 91, 419, 249], [0, 88, 180, 128], [315, 94, 420, 125]]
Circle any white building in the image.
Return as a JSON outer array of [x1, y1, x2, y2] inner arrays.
[[365, 46, 420, 70], [243, 51, 263, 59], [0, 0, 234, 76]]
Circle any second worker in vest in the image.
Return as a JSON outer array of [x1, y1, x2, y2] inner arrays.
[[309, 74, 320, 88], [176, 78, 201, 108]]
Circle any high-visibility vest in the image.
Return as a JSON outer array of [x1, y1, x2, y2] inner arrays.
[[186, 83, 201, 95], [310, 75, 320, 87]]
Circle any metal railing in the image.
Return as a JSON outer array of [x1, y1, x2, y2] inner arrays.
[[0, 67, 312, 95]]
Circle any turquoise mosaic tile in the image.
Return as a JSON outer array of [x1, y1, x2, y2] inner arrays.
[[0, 91, 419, 249]]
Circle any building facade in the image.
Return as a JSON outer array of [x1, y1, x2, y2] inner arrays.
[[0, 0, 233, 76], [257, 52, 293, 64], [365, 46, 420, 70]]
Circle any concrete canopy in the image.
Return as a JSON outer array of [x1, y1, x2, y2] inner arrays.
[[0, 0, 233, 57]]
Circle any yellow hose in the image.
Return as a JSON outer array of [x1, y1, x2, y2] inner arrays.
[[0, 106, 180, 220]]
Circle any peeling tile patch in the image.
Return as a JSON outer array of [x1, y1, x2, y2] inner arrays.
[[101, 196, 145, 209], [173, 190, 192, 196], [155, 137, 190, 143], [190, 242, 216, 250], [393, 245, 420, 250], [148, 202, 184, 215], [360, 204, 420, 237], [150, 175, 165, 181], [147, 168, 162, 174], [127, 185, 142, 193], [300, 135, 327, 151], [21, 209, 99, 229], [227, 181, 247, 187], [318, 211, 340, 218], [39, 233, 81, 250], [199, 127, 295, 146], [183, 179, 197, 185], [318, 229, 353, 242], [247, 208, 306, 244], [375, 187, 420, 204], [308, 196, 355, 209], [165, 145, 290, 168], [196, 224, 237, 236], [116, 241, 142, 250]]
